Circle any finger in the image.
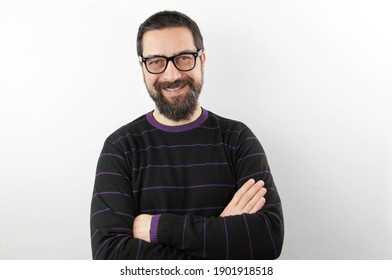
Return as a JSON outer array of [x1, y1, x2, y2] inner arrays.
[[230, 179, 256, 205], [249, 197, 266, 214], [242, 187, 267, 213], [236, 180, 264, 209]]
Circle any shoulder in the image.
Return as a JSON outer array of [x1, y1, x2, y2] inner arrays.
[[104, 113, 152, 145], [206, 110, 251, 135], [204, 110, 262, 151]]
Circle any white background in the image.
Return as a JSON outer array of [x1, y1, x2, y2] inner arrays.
[[0, 0, 391, 259]]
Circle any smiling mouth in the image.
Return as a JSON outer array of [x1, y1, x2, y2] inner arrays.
[[163, 83, 186, 92], [163, 82, 187, 92], [156, 78, 193, 95]]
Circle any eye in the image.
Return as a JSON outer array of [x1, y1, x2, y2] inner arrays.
[[177, 55, 192, 61], [147, 58, 165, 66]]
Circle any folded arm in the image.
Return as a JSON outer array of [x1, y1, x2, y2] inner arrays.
[[133, 127, 284, 259], [90, 140, 198, 260]]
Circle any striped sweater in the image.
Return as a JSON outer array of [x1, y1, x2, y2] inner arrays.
[[90, 109, 284, 259]]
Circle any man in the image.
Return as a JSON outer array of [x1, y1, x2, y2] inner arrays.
[[90, 10, 284, 259]]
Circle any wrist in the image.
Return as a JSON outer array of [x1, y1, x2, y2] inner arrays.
[[150, 214, 161, 243]]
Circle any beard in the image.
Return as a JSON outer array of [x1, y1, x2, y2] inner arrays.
[[145, 75, 203, 122]]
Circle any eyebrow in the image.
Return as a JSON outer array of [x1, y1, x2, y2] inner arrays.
[[142, 49, 198, 59]]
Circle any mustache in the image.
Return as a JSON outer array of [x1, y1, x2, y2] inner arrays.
[[154, 77, 194, 92]]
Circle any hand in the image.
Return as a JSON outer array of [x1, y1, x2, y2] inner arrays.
[[220, 179, 267, 217], [132, 214, 152, 242]]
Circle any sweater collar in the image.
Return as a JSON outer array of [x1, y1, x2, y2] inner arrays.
[[146, 108, 209, 133]]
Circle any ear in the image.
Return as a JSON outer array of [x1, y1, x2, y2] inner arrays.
[[200, 52, 206, 67]]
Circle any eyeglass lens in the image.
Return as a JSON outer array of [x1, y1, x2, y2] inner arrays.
[[145, 54, 195, 73]]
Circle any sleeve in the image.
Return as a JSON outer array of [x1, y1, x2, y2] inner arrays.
[[90, 139, 199, 260], [151, 126, 284, 259]]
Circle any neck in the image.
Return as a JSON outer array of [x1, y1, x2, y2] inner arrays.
[[153, 105, 202, 126]]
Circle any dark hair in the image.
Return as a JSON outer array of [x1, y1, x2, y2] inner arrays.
[[136, 11, 204, 56]]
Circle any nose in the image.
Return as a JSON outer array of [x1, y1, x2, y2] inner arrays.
[[161, 60, 182, 82]]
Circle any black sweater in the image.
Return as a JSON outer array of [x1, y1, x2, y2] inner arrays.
[[90, 109, 284, 259]]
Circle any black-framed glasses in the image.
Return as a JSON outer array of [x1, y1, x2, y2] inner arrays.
[[140, 49, 203, 74]]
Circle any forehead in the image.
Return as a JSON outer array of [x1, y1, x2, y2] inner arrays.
[[142, 27, 195, 56]]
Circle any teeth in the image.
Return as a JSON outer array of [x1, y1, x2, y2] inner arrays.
[[164, 85, 184, 92]]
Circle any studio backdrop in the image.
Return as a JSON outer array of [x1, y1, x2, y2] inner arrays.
[[0, 0, 391, 259]]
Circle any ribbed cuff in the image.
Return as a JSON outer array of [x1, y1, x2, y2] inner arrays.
[[150, 214, 161, 243], [156, 214, 186, 248]]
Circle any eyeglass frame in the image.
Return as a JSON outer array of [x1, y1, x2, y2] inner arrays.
[[139, 49, 203, 74]]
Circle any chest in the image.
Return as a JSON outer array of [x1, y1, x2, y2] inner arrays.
[[129, 131, 237, 215]]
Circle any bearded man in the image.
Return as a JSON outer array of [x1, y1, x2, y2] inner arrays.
[[90, 10, 284, 260]]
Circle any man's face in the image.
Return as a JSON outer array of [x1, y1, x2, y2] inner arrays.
[[141, 27, 205, 121]]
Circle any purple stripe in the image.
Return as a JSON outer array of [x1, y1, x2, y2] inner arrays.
[[198, 126, 242, 134], [237, 136, 258, 149], [237, 171, 270, 184], [146, 108, 208, 133], [100, 153, 125, 160], [198, 125, 220, 130], [133, 162, 229, 171], [112, 128, 160, 144], [112, 120, 242, 144], [91, 208, 134, 219], [225, 129, 242, 134], [90, 208, 110, 219], [225, 144, 238, 150], [242, 214, 253, 259], [156, 244, 164, 260], [94, 238, 111, 259], [133, 184, 235, 193], [136, 239, 142, 260], [203, 218, 206, 258], [262, 213, 278, 258], [96, 172, 130, 181], [91, 229, 99, 239], [113, 211, 134, 218], [181, 216, 187, 250], [150, 215, 161, 243], [130, 117, 149, 126], [140, 206, 223, 213], [94, 233, 128, 260], [127, 142, 226, 152], [263, 202, 282, 209], [96, 172, 122, 177], [222, 217, 229, 260], [93, 192, 131, 198], [263, 210, 284, 225], [91, 228, 131, 240], [238, 152, 266, 162], [124, 143, 238, 155], [112, 121, 246, 145], [114, 236, 128, 259]]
